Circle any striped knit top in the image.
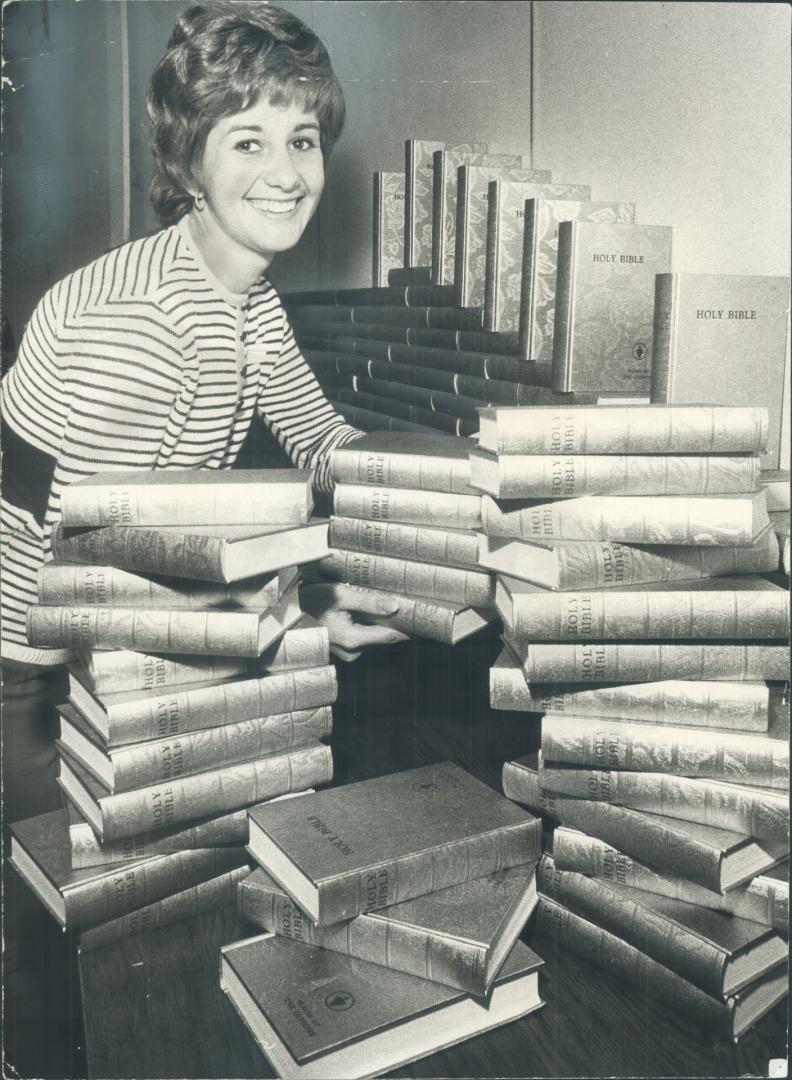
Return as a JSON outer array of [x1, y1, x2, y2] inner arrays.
[[1, 219, 361, 664]]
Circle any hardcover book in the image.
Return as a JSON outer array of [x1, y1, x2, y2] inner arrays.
[[476, 527, 779, 591], [486, 193, 634, 333], [59, 469, 313, 528], [431, 150, 529, 285], [404, 140, 488, 269], [760, 470, 791, 512], [502, 754, 789, 892], [333, 483, 482, 531], [552, 827, 789, 936], [552, 221, 673, 393], [238, 863, 538, 997], [246, 761, 542, 924], [517, 198, 636, 356], [220, 932, 544, 1080], [329, 517, 481, 571], [651, 273, 791, 469], [538, 854, 787, 998], [330, 431, 476, 494], [372, 171, 405, 288], [455, 171, 590, 309], [319, 549, 495, 608], [536, 896, 788, 1041], [317, 584, 494, 644], [7, 808, 247, 931]]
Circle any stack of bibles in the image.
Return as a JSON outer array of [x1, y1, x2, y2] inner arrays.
[[222, 762, 545, 1078], [11, 469, 336, 948], [319, 431, 499, 645]]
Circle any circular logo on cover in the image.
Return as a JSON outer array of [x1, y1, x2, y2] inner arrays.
[[632, 342, 648, 361], [325, 990, 355, 1012]]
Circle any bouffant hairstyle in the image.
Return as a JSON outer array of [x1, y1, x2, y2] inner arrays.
[[148, 1, 345, 226]]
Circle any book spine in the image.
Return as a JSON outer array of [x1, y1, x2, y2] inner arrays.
[[238, 878, 488, 996], [404, 140, 415, 266], [109, 665, 338, 745], [329, 516, 480, 570], [650, 273, 678, 402], [517, 200, 539, 360], [37, 564, 282, 609], [330, 447, 472, 494], [64, 846, 248, 930], [501, 760, 728, 891], [69, 808, 252, 868], [535, 897, 728, 1036], [320, 550, 495, 608], [482, 179, 501, 332], [431, 150, 445, 284], [110, 707, 333, 792], [332, 586, 480, 643], [486, 454, 761, 499], [481, 493, 768, 547], [505, 588, 789, 641], [27, 605, 264, 657], [538, 855, 727, 996], [538, 765, 789, 842], [552, 828, 789, 934], [101, 743, 334, 840], [517, 642, 791, 684], [333, 484, 482, 531], [373, 172, 383, 287], [454, 167, 470, 306], [51, 525, 227, 581], [79, 864, 251, 951], [316, 818, 541, 925], [551, 221, 576, 392], [541, 714, 789, 789]]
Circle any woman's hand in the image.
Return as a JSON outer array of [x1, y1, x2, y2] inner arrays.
[[299, 581, 410, 661]]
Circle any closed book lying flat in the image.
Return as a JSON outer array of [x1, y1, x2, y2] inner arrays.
[[330, 516, 480, 571], [760, 470, 790, 512], [51, 519, 330, 584], [477, 527, 779, 591], [502, 755, 788, 892], [80, 863, 251, 952], [60, 468, 312, 528], [468, 449, 761, 499], [7, 808, 247, 931], [247, 761, 542, 925], [333, 484, 482, 531], [552, 827, 789, 937], [538, 854, 787, 998], [58, 700, 332, 794], [77, 614, 330, 695], [330, 431, 476, 494], [536, 896, 787, 1041], [238, 863, 538, 997], [320, 549, 495, 608], [68, 662, 337, 746], [57, 741, 333, 841], [220, 932, 544, 1079], [496, 574, 789, 642], [320, 584, 494, 644], [476, 404, 770, 456]]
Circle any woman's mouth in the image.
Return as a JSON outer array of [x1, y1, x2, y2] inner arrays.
[[247, 197, 302, 216]]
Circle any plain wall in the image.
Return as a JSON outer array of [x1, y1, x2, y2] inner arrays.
[[532, 0, 791, 276]]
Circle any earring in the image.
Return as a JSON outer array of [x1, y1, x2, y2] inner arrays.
[[194, 192, 206, 211]]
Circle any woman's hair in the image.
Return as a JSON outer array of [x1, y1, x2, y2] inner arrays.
[[148, 1, 345, 226]]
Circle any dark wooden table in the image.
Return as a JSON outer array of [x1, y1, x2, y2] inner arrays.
[[75, 629, 788, 1077]]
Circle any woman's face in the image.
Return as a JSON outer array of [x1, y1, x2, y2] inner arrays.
[[194, 95, 325, 268]]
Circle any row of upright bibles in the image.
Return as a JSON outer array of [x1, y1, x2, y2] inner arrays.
[[8, 468, 336, 949], [478, 403, 790, 1041]]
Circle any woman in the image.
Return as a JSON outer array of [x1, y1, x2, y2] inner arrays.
[[1, 1, 407, 821]]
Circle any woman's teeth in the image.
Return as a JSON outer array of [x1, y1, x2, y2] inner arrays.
[[248, 197, 300, 215]]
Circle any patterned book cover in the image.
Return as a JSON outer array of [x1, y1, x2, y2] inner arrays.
[[456, 172, 590, 309], [431, 149, 534, 285], [553, 221, 673, 393], [404, 140, 487, 268], [516, 199, 636, 355], [372, 172, 405, 288], [651, 273, 791, 470]]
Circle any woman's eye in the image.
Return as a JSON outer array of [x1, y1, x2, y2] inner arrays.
[[235, 139, 261, 154], [291, 136, 318, 152]]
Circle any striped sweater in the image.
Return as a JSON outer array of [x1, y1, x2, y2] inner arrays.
[[1, 220, 361, 664]]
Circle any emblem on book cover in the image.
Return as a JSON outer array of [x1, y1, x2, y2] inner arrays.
[[632, 342, 648, 361], [324, 990, 355, 1011]]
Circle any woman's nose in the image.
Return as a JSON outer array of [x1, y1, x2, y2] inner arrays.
[[260, 145, 301, 191]]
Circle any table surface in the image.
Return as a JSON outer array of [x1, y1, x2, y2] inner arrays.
[[76, 629, 789, 1078]]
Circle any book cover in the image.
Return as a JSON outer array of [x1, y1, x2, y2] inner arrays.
[[319, 549, 495, 608], [333, 483, 482, 531], [238, 863, 538, 997], [247, 761, 542, 924], [7, 808, 247, 930], [455, 170, 590, 308], [60, 468, 313, 528], [651, 273, 791, 469], [220, 933, 543, 1079], [329, 517, 481, 571], [552, 221, 673, 393], [372, 171, 405, 288], [404, 139, 487, 269], [431, 149, 529, 285], [760, 470, 790, 512], [330, 431, 475, 494], [476, 403, 770, 456], [517, 198, 636, 357]]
